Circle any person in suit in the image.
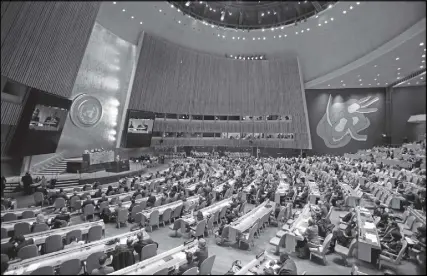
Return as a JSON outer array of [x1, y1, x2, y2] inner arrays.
[[82, 195, 95, 211], [178, 252, 197, 274], [21, 172, 33, 195], [193, 239, 208, 267], [132, 232, 158, 257], [264, 252, 298, 275], [94, 188, 103, 198], [128, 199, 137, 213], [14, 235, 35, 256], [111, 239, 135, 271], [91, 254, 114, 275], [147, 193, 156, 208]]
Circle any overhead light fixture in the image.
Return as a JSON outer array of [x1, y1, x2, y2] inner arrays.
[[343, 84, 346, 86], [377, 74, 380, 76], [232, 37, 235, 39], [318, 23, 322, 26], [113, 2, 116, 4], [395, 57, 399, 60], [324, 20, 328, 24], [159, 9, 162, 12], [374, 65, 377, 67], [420, 42, 424, 46], [422, 54, 425, 58], [140, 22, 143, 24], [374, 78, 377, 81], [171, 4, 174, 8], [122, 9, 125, 12], [359, 79, 362, 81], [360, 83, 363, 86], [343, 10, 347, 14], [253, 37, 255, 40], [279, 35, 282, 38], [341, 80, 344, 82], [267, 11, 270, 14], [178, 20, 181, 23], [281, 26, 284, 30], [330, 18, 334, 21], [328, 4, 332, 8], [185, 2, 190, 7], [349, 6, 353, 10], [377, 83, 380, 85], [397, 68, 401, 70], [328, 84, 331, 87], [261, 13, 264, 16], [368, 84, 371, 86], [263, 37, 266, 40], [356, 2, 360, 5], [131, 16, 134, 19], [306, 28, 310, 31]]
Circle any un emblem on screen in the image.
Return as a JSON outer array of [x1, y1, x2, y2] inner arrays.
[[70, 94, 103, 128]]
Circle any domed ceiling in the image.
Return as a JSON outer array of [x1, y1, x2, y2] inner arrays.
[[169, 1, 334, 30]]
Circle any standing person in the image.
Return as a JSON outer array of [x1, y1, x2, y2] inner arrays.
[[21, 172, 33, 195], [1, 176, 6, 198]]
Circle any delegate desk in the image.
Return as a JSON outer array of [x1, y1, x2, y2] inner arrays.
[[339, 182, 361, 208], [107, 194, 163, 213], [181, 198, 232, 226], [134, 177, 166, 190], [284, 204, 312, 253], [307, 182, 320, 204], [2, 214, 57, 233], [1, 220, 105, 246], [355, 206, 381, 263], [141, 196, 200, 218], [275, 181, 290, 204], [228, 201, 275, 242], [5, 230, 150, 275], [235, 251, 274, 275], [110, 240, 200, 275], [1, 207, 42, 220], [1, 199, 17, 210]]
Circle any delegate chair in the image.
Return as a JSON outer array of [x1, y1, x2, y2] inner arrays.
[[378, 240, 408, 270], [45, 234, 63, 253], [199, 255, 216, 275], [22, 210, 35, 219], [17, 244, 39, 260], [2, 213, 17, 222], [14, 222, 31, 236], [182, 267, 198, 275], [140, 243, 157, 261], [309, 233, 333, 265], [146, 210, 160, 232], [87, 225, 103, 242], [59, 258, 82, 275], [161, 208, 172, 226], [30, 266, 54, 275], [334, 238, 357, 267]]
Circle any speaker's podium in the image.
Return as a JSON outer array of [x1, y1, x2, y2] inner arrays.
[[105, 158, 130, 173]]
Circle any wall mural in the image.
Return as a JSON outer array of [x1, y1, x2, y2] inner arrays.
[[317, 94, 379, 148]]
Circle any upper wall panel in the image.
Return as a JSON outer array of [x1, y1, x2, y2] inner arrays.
[[1, 2, 100, 98]]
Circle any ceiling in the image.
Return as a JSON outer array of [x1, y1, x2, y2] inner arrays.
[[97, 1, 426, 88], [168, 1, 332, 30]]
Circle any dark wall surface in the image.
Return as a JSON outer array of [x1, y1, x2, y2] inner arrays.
[[391, 85, 426, 144], [305, 88, 386, 155]]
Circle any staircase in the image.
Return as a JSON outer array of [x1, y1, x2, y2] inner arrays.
[[38, 159, 68, 175], [55, 178, 80, 188]]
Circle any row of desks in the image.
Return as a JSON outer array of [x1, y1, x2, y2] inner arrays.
[[5, 229, 150, 275], [1, 220, 105, 246], [355, 206, 381, 263]]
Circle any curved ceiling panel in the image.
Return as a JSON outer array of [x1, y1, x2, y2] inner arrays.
[[97, 1, 426, 82]]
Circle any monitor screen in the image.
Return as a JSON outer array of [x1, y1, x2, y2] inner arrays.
[[122, 110, 155, 148]]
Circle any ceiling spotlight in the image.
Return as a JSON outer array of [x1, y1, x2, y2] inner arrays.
[[328, 4, 332, 8], [234, 56, 237, 59], [213, 9, 216, 12], [377, 74, 380, 76], [408, 82, 411, 85], [122, 9, 125, 12], [178, 20, 181, 23], [330, 18, 334, 21], [395, 57, 399, 60], [284, 34, 287, 37], [255, 57, 258, 59], [318, 23, 322, 26], [356, 2, 360, 5], [377, 83, 380, 85], [237, 37, 240, 40], [343, 10, 347, 14], [260, 56, 263, 59], [341, 80, 344, 82], [307, 28, 310, 31], [243, 57, 246, 60], [295, 31, 298, 35], [420, 42, 425, 46], [421, 65, 425, 68], [209, 7, 212, 11], [359, 79, 362, 81], [267, 11, 270, 14], [253, 37, 255, 40], [159, 9, 162, 12], [185, 1, 190, 6], [368, 84, 371, 86], [140, 22, 143, 24], [131, 16, 134, 19], [222, 35, 225, 38], [281, 26, 284, 30], [274, 36, 276, 38], [397, 68, 401, 70], [343, 84, 346, 86], [113, 2, 116, 4], [273, 11, 277, 15], [242, 37, 245, 40], [397, 77, 400, 79], [398, 72, 400, 75], [263, 37, 266, 40], [279, 35, 282, 38], [416, 82, 419, 84], [350, 6, 353, 10], [262, 29, 265, 32], [232, 37, 235, 39], [374, 65, 377, 67], [422, 60, 425, 63], [360, 83, 363, 86], [258, 37, 261, 40], [171, 4, 174, 8], [328, 84, 331, 87], [421, 77, 424, 80], [315, 15, 319, 18], [374, 78, 377, 81], [422, 54, 425, 58], [301, 30, 304, 33], [261, 13, 264, 16], [271, 27, 274, 31], [324, 20, 328, 24]]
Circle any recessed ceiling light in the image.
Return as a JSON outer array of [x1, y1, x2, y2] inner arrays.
[[222, 35, 225, 38], [263, 37, 266, 40], [113, 2, 116, 4], [359, 79, 362, 81], [397, 77, 400, 79], [131, 16, 134, 19], [349, 6, 353, 10], [328, 4, 332, 8], [421, 77, 424, 80], [242, 37, 245, 40], [232, 37, 235, 39], [360, 83, 363, 86], [422, 55, 425, 58], [253, 37, 255, 40], [377, 74, 380, 76], [122, 9, 125, 12], [395, 57, 399, 60], [279, 35, 282, 38], [420, 42, 425, 46], [281, 26, 284, 30], [170, 4, 174, 8], [377, 83, 380, 85], [343, 10, 347, 14], [262, 29, 265, 32], [159, 9, 162, 12], [324, 20, 328, 24], [408, 82, 411, 85], [421, 65, 425, 68], [374, 65, 377, 67], [328, 84, 331, 87], [422, 60, 425, 63], [318, 23, 322, 26], [374, 78, 377, 81], [178, 20, 181, 23], [330, 18, 334, 21], [140, 22, 143, 24], [397, 68, 401, 70], [398, 72, 400, 75], [301, 30, 304, 33], [341, 80, 344, 82], [284, 34, 287, 37], [416, 82, 419, 84], [368, 84, 371, 86], [356, 2, 360, 5], [343, 84, 346, 86], [258, 37, 261, 40], [295, 32, 299, 35], [307, 28, 310, 31]]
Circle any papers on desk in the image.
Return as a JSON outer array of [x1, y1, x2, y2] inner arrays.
[[365, 233, 378, 244], [363, 222, 375, 229]]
